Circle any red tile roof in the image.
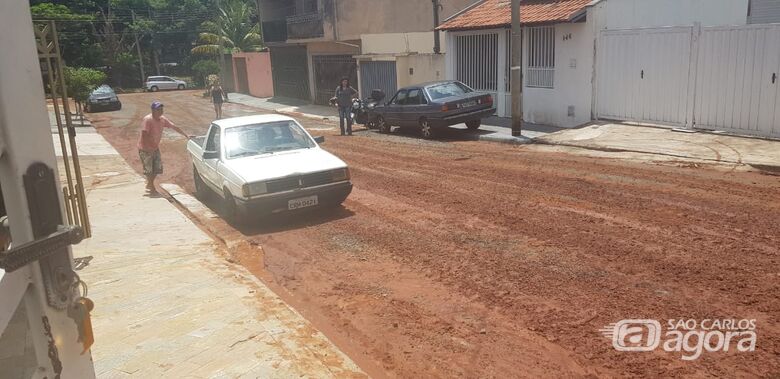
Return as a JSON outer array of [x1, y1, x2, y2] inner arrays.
[[438, 0, 591, 30]]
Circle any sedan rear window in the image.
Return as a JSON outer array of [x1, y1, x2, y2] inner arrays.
[[425, 82, 473, 100]]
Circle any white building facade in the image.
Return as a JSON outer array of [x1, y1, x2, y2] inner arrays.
[[440, 0, 780, 138]]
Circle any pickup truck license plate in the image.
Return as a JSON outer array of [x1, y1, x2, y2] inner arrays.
[[288, 195, 318, 210]]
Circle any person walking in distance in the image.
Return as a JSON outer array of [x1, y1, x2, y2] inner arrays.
[[211, 82, 228, 119], [333, 77, 357, 136], [138, 101, 189, 195]]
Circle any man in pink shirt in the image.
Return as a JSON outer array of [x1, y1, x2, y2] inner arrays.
[[138, 101, 188, 194]]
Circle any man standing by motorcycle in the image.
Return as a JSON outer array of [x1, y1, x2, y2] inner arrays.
[[332, 77, 357, 136]]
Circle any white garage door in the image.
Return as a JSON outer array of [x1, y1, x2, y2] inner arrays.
[[596, 27, 693, 126], [694, 25, 780, 138], [596, 24, 780, 138]]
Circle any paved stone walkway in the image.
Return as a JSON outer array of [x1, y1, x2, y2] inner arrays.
[[61, 109, 364, 378]]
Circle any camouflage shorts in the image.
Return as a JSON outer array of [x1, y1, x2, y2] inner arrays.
[[139, 149, 163, 176]]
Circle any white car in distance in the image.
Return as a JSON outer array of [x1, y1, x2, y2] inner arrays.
[[187, 115, 353, 223], [145, 76, 187, 92]]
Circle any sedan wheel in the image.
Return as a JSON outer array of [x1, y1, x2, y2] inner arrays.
[[466, 120, 481, 130], [419, 119, 435, 139], [377, 116, 391, 134], [177, 84, 185, 90]]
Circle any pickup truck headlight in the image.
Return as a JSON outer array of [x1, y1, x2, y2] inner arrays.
[[332, 168, 350, 182], [242, 182, 268, 197]]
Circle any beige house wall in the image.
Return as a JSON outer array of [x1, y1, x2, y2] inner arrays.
[[361, 32, 447, 55], [335, 0, 476, 41], [396, 54, 446, 89]]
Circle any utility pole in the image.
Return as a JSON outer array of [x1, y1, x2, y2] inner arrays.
[[432, 0, 441, 54], [511, 0, 523, 136], [131, 10, 146, 85], [216, 0, 227, 85]]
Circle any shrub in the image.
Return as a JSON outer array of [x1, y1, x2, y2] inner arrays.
[[192, 60, 221, 87]]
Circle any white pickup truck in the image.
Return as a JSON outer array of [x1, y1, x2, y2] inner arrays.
[[187, 114, 352, 223]]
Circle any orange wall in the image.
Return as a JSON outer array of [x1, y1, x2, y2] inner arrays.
[[232, 52, 274, 98]]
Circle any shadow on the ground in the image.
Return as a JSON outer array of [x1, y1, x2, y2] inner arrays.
[[267, 96, 310, 107], [236, 205, 355, 235], [366, 125, 495, 142], [197, 192, 355, 235]]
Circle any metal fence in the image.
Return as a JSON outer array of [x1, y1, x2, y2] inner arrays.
[[313, 55, 358, 105], [359, 61, 397, 99], [527, 26, 555, 88], [454, 32, 499, 92]]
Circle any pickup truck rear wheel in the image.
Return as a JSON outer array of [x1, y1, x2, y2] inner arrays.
[[193, 167, 208, 200], [377, 116, 391, 134], [419, 118, 435, 139], [466, 120, 481, 130]]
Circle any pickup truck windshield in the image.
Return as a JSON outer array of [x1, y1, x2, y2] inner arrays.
[[224, 121, 315, 159], [425, 82, 473, 100]]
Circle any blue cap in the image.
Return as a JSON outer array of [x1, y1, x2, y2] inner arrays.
[[151, 101, 163, 110]]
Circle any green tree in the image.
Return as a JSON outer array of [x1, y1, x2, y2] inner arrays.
[[30, 3, 103, 67], [191, 59, 220, 87], [63, 66, 107, 114], [191, 0, 263, 56], [112, 52, 137, 88]]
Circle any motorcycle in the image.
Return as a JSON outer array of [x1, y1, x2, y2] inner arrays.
[[351, 89, 385, 129]]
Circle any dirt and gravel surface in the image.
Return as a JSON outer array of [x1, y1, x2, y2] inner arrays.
[[89, 90, 780, 378]]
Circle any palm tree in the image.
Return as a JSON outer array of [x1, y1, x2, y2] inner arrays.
[[191, 0, 263, 55]]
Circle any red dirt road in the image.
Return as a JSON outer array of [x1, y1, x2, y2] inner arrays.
[[91, 91, 780, 378]]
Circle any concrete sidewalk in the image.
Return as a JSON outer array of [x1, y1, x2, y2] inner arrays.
[[51, 107, 364, 378], [227, 93, 549, 143], [537, 122, 780, 169]]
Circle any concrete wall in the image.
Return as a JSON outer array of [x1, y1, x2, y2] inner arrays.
[[588, 0, 749, 30], [232, 52, 274, 98], [396, 54, 446, 89], [520, 23, 593, 127], [335, 0, 475, 41], [361, 32, 446, 55]]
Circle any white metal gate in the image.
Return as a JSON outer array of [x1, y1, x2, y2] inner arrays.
[[693, 25, 780, 138], [453, 31, 501, 112], [359, 61, 397, 99], [596, 24, 780, 138], [596, 27, 693, 126]]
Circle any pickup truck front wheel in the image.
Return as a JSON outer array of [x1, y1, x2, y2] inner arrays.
[[222, 189, 245, 225], [193, 167, 208, 200]]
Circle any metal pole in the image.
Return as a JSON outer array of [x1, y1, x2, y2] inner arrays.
[[511, 0, 523, 136], [432, 0, 441, 54], [131, 10, 146, 85], [217, 0, 227, 85]]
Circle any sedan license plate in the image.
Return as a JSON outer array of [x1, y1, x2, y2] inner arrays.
[[459, 100, 477, 108], [288, 195, 318, 210]]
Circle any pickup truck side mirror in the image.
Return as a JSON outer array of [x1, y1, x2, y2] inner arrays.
[[202, 150, 219, 160], [313, 136, 325, 144]]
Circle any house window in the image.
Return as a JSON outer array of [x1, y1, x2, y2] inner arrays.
[[527, 26, 555, 88]]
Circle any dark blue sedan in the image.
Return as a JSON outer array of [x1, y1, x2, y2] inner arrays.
[[373, 80, 495, 139]]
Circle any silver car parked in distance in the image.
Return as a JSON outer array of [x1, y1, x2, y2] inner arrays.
[[145, 76, 187, 92]]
